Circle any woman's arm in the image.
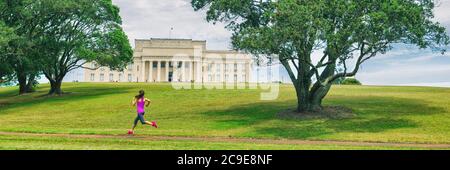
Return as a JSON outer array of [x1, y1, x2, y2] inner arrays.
[[131, 98, 136, 106], [145, 98, 151, 107]]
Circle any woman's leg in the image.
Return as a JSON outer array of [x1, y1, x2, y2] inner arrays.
[[138, 114, 150, 125], [132, 116, 139, 131], [140, 113, 157, 128]]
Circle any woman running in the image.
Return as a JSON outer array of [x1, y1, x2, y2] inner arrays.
[[128, 90, 158, 135]]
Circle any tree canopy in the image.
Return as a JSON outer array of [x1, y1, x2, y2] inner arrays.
[[0, 0, 42, 92], [0, 0, 133, 94], [32, 0, 133, 95], [0, 22, 16, 83]]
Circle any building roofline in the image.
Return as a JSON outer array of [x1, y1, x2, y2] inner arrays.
[[205, 50, 247, 54], [135, 38, 206, 42]]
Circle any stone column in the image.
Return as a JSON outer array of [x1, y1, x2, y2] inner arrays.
[[166, 61, 170, 82], [181, 61, 186, 82], [140, 60, 145, 83], [220, 62, 225, 83], [195, 60, 202, 83], [157, 60, 161, 82], [246, 62, 251, 83], [235, 62, 239, 82], [203, 61, 208, 82], [193, 60, 202, 89], [211, 62, 216, 82], [190, 61, 194, 82], [148, 60, 153, 82], [173, 61, 178, 82]]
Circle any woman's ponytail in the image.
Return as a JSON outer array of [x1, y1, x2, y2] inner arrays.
[[135, 90, 145, 99]]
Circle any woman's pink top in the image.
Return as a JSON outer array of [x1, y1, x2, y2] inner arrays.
[[137, 98, 145, 114]]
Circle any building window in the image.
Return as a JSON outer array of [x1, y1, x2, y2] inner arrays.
[[234, 63, 238, 72], [119, 73, 123, 82], [225, 74, 229, 82], [128, 74, 132, 82], [216, 64, 221, 72], [128, 63, 133, 71], [224, 64, 228, 72], [90, 73, 95, 81], [153, 62, 157, 68], [207, 63, 212, 72], [137, 66, 139, 72], [109, 73, 114, 82], [234, 74, 238, 82], [216, 74, 220, 82], [100, 74, 105, 82]]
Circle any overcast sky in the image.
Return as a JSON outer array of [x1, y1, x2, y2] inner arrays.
[[65, 0, 450, 86], [112, 0, 232, 50]]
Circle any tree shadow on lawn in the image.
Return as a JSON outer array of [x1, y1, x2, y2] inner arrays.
[[201, 96, 445, 139], [0, 85, 131, 114]]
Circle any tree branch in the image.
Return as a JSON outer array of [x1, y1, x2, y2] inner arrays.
[[280, 57, 298, 84]]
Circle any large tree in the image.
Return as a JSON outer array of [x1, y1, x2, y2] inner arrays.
[[192, 0, 449, 113], [31, 0, 133, 95], [0, 22, 15, 83], [0, 0, 42, 94]]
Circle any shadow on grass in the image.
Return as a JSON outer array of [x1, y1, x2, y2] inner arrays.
[[201, 96, 445, 139], [0, 84, 131, 114]]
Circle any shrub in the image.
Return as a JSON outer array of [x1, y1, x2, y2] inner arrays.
[[341, 78, 362, 85]]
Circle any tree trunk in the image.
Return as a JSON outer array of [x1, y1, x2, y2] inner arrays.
[[309, 84, 332, 111], [295, 85, 308, 112], [304, 62, 336, 112], [16, 70, 36, 95], [18, 74, 27, 95], [294, 63, 313, 113], [25, 74, 36, 93], [48, 80, 63, 95], [294, 85, 331, 113]]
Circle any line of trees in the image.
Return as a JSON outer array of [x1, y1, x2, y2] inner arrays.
[[0, 0, 133, 95], [192, 0, 450, 113]]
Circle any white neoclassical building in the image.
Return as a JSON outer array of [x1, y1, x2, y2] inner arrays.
[[84, 38, 253, 83]]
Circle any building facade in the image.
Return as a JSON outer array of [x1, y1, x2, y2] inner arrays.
[[84, 38, 253, 83]]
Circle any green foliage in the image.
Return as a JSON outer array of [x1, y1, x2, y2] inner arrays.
[[0, 22, 15, 82], [340, 78, 362, 85], [77, 26, 133, 71], [332, 77, 345, 85], [35, 0, 132, 72], [0, 22, 15, 46], [0, 0, 132, 94], [0, 0, 50, 93]]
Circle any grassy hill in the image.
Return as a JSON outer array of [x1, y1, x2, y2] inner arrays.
[[0, 83, 449, 150]]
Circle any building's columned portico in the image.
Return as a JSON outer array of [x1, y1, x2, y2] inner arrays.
[[84, 38, 253, 83]]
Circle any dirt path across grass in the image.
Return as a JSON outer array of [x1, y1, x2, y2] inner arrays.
[[1, 131, 449, 149]]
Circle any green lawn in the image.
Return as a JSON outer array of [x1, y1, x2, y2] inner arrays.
[[0, 82, 449, 149], [0, 134, 433, 150]]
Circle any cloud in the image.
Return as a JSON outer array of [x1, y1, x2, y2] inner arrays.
[[112, 0, 232, 50], [357, 64, 450, 85]]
